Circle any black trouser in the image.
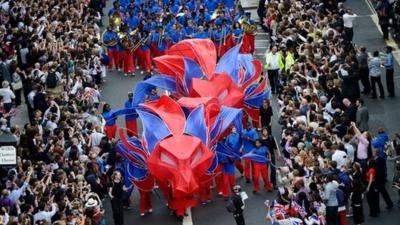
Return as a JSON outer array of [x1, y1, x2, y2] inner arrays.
[[14, 89, 21, 106], [261, 121, 272, 134], [381, 23, 389, 39], [111, 198, 124, 225], [367, 185, 380, 216], [344, 27, 354, 42], [386, 68, 395, 96], [370, 76, 385, 97], [376, 182, 394, 208], [267, 69, 279, 93], [233, 212, 245, 225], [360, 67, 371, 94], [326, 206, 338, 225]]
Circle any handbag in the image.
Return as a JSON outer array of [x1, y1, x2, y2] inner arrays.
[[11, 81, 22, 90]]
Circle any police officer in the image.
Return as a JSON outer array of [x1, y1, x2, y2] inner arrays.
[[231, 185, 246, 225]]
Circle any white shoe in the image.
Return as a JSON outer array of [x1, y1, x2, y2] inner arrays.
[[140, 213, 145, 217], [148, 209, 153, 213], [136, 66, 139, 70], [140, 71, 144, 75]]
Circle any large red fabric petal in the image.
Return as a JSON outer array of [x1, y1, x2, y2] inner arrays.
[[142, 96, 186, 135], [190, 74, 244, 109], [168, 39, 216, 79], [154, 55, 185, 78]]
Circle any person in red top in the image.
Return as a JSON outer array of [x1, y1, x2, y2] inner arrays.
[[365, 159, 379, 217]]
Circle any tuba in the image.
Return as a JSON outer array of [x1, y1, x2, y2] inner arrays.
[[101, 30, 118, 47], [239, 16, 257, 35]]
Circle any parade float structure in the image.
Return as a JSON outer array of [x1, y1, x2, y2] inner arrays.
[[114, 39, 270, 217]]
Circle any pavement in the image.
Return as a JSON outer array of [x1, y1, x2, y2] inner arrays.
[[10, 0, 400, 224]]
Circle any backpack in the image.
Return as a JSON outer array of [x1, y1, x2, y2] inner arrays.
[[225, 199, 237, 213], [336, 188, 346, 207], [46, 72, 58, 88]]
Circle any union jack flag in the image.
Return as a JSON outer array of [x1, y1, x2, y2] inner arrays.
[[291, 201, 307, 218]]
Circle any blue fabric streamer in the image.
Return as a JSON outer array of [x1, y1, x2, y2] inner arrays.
[[238, 54, 255, 83], [136, 108, 171, 153], [216, 44, 241, 83], [184, 58, 204, 91], [215, 142, 241, 160], [184, 105, 208, 145], [133, 75, 177, 106], [206, 154, 219, 174], [245, 90, 271, 108], [241, 152, 270, 164]]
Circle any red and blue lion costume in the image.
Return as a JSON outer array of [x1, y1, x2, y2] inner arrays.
[[113, 39, 270, 217]]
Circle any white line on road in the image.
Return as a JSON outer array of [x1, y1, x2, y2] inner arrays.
[[362, 0, 400, 65], [364, 0, 376, 15], [182, 208, 193, 225]]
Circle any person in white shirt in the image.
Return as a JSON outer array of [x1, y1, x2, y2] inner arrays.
[[332, 148, 348, 169], [264, 46, 282, 94], [90, 125, 105, 147], [33, 201, 57, 224], [343, 135, 355, 162], [0, 81, 15, 113], [343, 9, 357, 42]]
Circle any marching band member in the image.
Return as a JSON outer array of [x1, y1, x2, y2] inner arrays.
[[136, 31, 152, 75], [124, 92, 138, 137], [193, 26, 209, 39], [241, 122, 258, 183], [225, 127, 244, 175], [232, 22, 243, 45], [239, 13, 256, 54], [151, 26, 168, 57], [102, 26, 119, 71], [219, 149, 236, 198], [124, 10, 140, 30], [251, 139, 273, 193], [167, 24, 182, 47], [183, 20, 196, 39], [102, 103, 117, 139], [212, 24, 227, 58], [120, 25, 136, 76]]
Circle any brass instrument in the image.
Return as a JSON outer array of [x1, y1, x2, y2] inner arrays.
[[120, 28, 139, 51], [211, 9, 223, 20], [101, 30, 118, 47], [110, 11, 123, 31], [132, 35, 150, 52], [238, 16, 257, 35]]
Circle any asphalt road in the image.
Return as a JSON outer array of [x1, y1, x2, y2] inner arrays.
[[10, 0, 400, 224]]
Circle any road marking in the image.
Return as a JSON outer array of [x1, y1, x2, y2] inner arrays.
[[364, 0, 376, 15], [255, 39, 269, 42], [362, 0, 400, 65], [182, 208, 193, 225], [255, 46, 268, 49]]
